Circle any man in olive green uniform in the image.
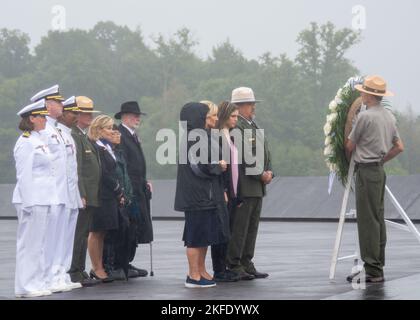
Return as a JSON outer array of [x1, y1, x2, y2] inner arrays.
[[68, 96, 101, 286], [226, 87, 273, 280], [346, 76, 404, 283]]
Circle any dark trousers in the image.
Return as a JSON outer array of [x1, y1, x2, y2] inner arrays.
[[128, 215, 138, 263], [127, 196, 142, 263], [226, 197, 262, 273], [211, 242, 228, 273], [127, 190, 153, 264], [355, 165, 387, 277], [68, 206, 93, 280], [103, 231, 124, 272], [103, 232, 116, 273], [103, 206, 132, 272], [211, 200, 236, 273]]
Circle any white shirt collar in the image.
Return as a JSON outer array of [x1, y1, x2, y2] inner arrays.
[[56, 122, 71, 134], [122, 123, 135, 136], [77, 126, 87, 134], [239, 114, 253, 125], [46, 116, 58, 127], [96, 140, 116, 161]]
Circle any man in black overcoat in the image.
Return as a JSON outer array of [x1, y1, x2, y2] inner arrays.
[[114, 101, 153, 277]]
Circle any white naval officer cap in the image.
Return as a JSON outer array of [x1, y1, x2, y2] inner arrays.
[[62, 96, 80, 112], [30, 84, 64, 103], [17, 99, 48, 117]]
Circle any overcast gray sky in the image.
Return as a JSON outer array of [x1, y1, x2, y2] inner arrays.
[[1, 0, 419, 112]]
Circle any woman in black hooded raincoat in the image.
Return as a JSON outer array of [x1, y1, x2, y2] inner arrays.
[[174, 102, 228, 288]]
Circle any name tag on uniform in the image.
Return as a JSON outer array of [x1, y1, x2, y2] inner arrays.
[[51, 134, 60, 144], [66, 144, 75, 155], [85, 150, 92, 154], [36, 145, 47, 153]]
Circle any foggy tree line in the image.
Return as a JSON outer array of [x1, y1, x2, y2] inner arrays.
[[0, 21, 416, 183]]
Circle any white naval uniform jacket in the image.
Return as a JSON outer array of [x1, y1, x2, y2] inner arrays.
[[43, 116, 70, 206], [12, 131, 59, 209], [57, 123, 83, 209]]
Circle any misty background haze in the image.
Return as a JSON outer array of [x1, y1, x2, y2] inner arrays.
[[0, 0, 420, 183], [1, 0, 419, 112]]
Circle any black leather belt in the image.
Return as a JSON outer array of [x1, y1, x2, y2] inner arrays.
[[355, 162, 383, 168]]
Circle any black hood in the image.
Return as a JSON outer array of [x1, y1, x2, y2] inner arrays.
[[180, 102, 208, 131]]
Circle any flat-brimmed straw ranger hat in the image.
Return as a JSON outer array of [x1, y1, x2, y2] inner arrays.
[[17, 99, 49, 117], [355, 75, 394, 97], [231, 87, 263, 104], [63, 96, 100, 113]]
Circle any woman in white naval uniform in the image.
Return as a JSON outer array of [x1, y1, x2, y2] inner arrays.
[[30, 85, 71, 293], [54, 97, 84, 290], [13, 100, 59, 298]]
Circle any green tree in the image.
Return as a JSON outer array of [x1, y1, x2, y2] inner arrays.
[[207, 40, 248, 78], [1, 22, 416, 183], [395, 105, 420, 174], [153, 28, 202, 107], [0, 29, 32, 79], [296, 22, 361, 109]]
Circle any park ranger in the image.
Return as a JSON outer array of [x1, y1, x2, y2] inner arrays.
[[346, 75, 404, 283], [226, 87, 273, 280], [13, 100, 58, 298], [30, 85, 73, 292], [68, 96, 101, 287]]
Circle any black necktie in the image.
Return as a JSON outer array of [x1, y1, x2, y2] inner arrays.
[[133, 133, 140, 144]]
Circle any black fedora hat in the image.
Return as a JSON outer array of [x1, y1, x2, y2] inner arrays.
[[114, 101, 147, 119]]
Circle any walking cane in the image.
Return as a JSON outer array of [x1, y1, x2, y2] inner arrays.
[[148, 183, 154, 277], [150, 242, 154, 276]]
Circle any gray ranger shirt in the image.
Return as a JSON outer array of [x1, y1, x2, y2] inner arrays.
[[348, 105, 400, 163]]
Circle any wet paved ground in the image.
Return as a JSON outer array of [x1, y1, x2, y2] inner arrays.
[[0, 220, 419, 300]]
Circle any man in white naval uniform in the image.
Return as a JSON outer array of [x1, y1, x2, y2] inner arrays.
[[30, 85, 73, 292], [56, 96, 84, 289]]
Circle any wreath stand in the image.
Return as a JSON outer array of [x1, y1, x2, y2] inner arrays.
[[329, 155, 420, 281]]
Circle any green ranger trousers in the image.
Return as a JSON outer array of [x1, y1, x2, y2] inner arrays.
[[68, 207, 93, 281], [226, 197, 262, 273], [355, 165, 387, 277]]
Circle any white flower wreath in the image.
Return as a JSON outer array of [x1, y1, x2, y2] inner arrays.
[[323, 76, 364, 187]]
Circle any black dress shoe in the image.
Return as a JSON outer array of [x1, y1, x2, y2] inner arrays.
[[213, 270, 240, 282], [232, 271, 255, 281], [366, 275, 385, 283], [129, 264, 148, 277], [346, 272, 385, 283], [69, 272, 83, 283], [346, 271, 361, 283], [128, 268, 140, 278], [89, 270, 114, 283], [80, 277, 100, 287], [109, 268, 128, 281], [249, 270, 269, 279]]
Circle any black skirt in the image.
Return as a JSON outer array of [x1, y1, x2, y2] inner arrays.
[[183, 205, 230, 248], [90, 199, 119, 232]]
